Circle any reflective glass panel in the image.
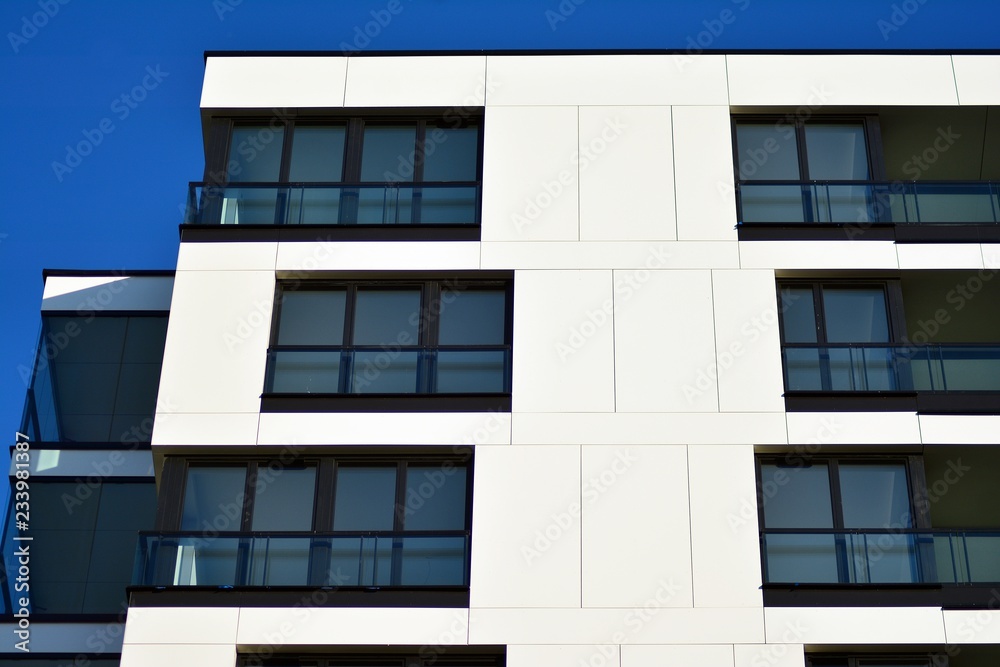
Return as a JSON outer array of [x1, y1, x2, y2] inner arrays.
[[404, 466, 467, 530], [822, 287, 889, 343], [361, 124, 417, 181], [423, 126, 479, 181], [761, 463, 833, 528], [289, 125, 346, 181], [735, 124, 800, 180], [333, 466, 397, 531], [780, 287, 818, 343], [839, 463, 911, 528], [181, 467, 247, 531], [251, 466, 316, 531], [227, 126, 284, 182], [353, 289, 420, 345], [277, 291, 347, 345], [805, 123, 869, 180], [437, 289, 506, 344]]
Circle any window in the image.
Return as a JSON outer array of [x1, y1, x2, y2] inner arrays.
[[21, 314, 168, 443], [265, 278, 512, 407], [237, 650, 505, 667], [808, 656, 947, 667], [188, 115, 482, 231], [135, 453, 472, 590]]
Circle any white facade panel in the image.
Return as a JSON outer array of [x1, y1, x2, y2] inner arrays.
[[763, 607, 947, 644], [688, 445, 763, 608], [151, 412, 261, 446], [581, 445, 693, 608], [485, 55, 728, 106], [918, 414, 1000, 445], [509, 645, 621, 667], [41, 274, 173, 312], [622, 644, 735, 667], [257, 411, 511, 446], [739, 240, 899, 269], [121, 644, 236, 667], [344, 55, 488, 107], [176, 242, 277, 271], [896, 243, 985, 269], [274, 240, 481, 272], [470, 445, 581, 608], [512, 270, 615, 413], [983, 244, 1000, 269], [512, 412, 788, 446], [672, 106, 738, 241], [943, 609, 1000, 643], [157, 270, 275, 414], [481, 106, 580, 241], [613, 270, 719, 412], [734, 644, 805, 667], [236, 607, 470, 646], [123, 607, 240, 644], [578, 106, 676, 241], [201, 56, 347, 108], [480, 241, 738, 270], [952, 55, 1000, 105], [727, 54, 958, 106], [711, 269, 785, 413], [786, 411, 921, 446], [469, 607, 763, 644]]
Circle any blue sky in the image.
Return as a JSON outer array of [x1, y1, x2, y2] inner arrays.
[[1, 0, 1000, 438]]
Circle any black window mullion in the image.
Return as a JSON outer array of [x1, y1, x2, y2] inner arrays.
[[340, 285, 358, 393], [390, 462, 408, 586], [422, 282, 439, 393], [412, 121, 427, 223]]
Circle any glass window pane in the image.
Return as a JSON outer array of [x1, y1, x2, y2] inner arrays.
[[353, 289, 421, 345], [780, 287, 818, 343], [400, 536, 467, 585], [404, 466, 467, 530], [251, 466, 316, 531], [361, 124, 417, 181], [822, 287, 890, 343], [227, 126, 284, 182], [289, 125, 346, 181], [735, 124, 800, 180], [182, 467, 247, 531], [277, 291, 347, 345], [764, 533, 840, 583], [805, 123, 869, 180], [436, 350, 507, 393], [761, 463, 833, 528], [333, 467, 397, 531], [350, 350, 419, 393], [437, 289, 506, 344], [423, 126, 479, 181], [840, 463, 912, 528]]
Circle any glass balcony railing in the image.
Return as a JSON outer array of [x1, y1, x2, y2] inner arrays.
[[133, 531, 470, 588], [762, 529, 1000, 585], [265, 346, 512, 394], [738, 180, 1000, 225], [184, 182, 481, 226], [782, 343, 1000, 392]]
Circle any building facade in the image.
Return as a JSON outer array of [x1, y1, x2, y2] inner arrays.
[[5, 51, 1000, 667]]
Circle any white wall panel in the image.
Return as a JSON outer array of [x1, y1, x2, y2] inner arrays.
[[486, 55, 728, 106], [345, 56, 487, 107], [786, 411, 920, 446], [124, 608, 239, 644], [469, 607, 763, 644], [943, 609, 1000, 643], [734, 644, 804, 667], [672, 106, 738, 241], [257, 412, 511, 446], [983, 244, 1000, 269], [157, 270, 275, 414], [896, 243, 985, 269], [202, 56, 347, 108], [480, 241, 738, 270], [470, 446, 581, 608], [151, 412, 261, 446], [236, 607, 470, 646], [275, 241, 481, 272], [764, 607, 946, 644], [739, 241, 899, 269], [919, 415, 1000, 445], [509, 644, 620, 667], [711, 269, 785, 413], [688, 445, 763, 608], [579, 106, 675, 241], [482, 106, 579, 241], [176, 242, 277, 271], [582, 445, 692, 608], [42, 275, 173, 312], [953, 55, 1000, 105], [512, 271, 615, 413], [622, 644, 734, 667], [614, 270, 718, 412], [727, 55, 958, 106], [121, 644, 236, 667], [512, 412, 788, 446]]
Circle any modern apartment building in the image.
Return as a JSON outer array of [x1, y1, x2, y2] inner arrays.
[[4, 50, 1000, 667]]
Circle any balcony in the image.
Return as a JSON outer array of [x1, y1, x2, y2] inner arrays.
[[762, 529, 1000, 585], [183, 182, 481, 239], [133, 531, 470, 588]]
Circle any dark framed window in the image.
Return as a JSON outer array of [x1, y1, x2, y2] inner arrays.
[[186, 114, 483, 236], [264, 277, 513, 408], [136, 452, 472, 591], [808, 656, 945, 667], [238, 650, 504, 667]]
